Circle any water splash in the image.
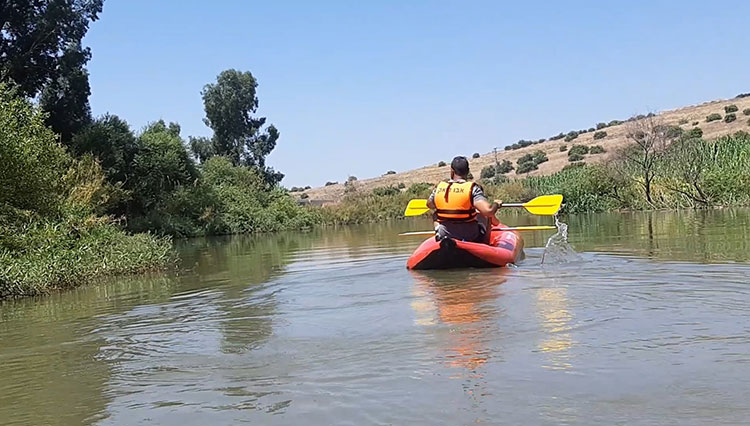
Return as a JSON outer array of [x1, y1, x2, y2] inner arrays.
[[541, 215, 579, 265]]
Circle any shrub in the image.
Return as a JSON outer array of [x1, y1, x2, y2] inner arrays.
[[518, 139, 533, 148], [537, 138, 546, 144], [472, 152, 480, 158], [706, 113, 722, 122], [438, 161, 446, 167], [304, 185, 311, 190], [496, 159, 514, 174], [655, 124, 684, 139], [590, 145, 606, 154], [516, 161, 538, 174], [397, 182, 406, 189], [562, 162, 585, 171], [300, 193, 309, 199], [593, 131, 607, 140], [532, 150, 548, 164], [687, 127, 703, 138], [325, 181, 338, 186], [568, 144, 590, 157], [725, 104, 739, 113], [737, 93, 750, 98], [568, 153, 585, 162], [480, 164, 496, 179], [608, 120, 623, 126], [744, 108, 750, 116], [385, 170, 396, 175], [564, 131, 579, 142], [504, 146, 513, 151], [372, 186, 400, 196], [596, 122, 607, 129], [289, 186, 303, 192], [559, 145, 568, 152], [348, 175, 357, 181], [725, 113, 737, 123], [466, 172, 473, 180], [678, 118, 689, 125], [692, 121, 699, 126], [550, 132, 565, 141], [587, 127, 595, 132]]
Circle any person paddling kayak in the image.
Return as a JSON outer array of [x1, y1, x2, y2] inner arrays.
[[427, 156, 503, 243]]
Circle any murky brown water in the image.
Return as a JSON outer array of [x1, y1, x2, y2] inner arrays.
[[1, 209, 750, 425]]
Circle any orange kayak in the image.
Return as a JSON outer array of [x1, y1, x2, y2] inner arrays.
[[406, 225, 524, 270]]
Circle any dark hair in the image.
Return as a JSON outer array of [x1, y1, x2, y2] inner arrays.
[[451, 156, 470, 177]]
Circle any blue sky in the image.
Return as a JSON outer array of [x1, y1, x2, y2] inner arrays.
[[85, 1, 750, 187]]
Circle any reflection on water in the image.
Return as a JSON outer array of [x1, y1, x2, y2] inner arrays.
[[534, 287, 573, 370], [411, 271, 507, 371], [2, 212, 750, 425]]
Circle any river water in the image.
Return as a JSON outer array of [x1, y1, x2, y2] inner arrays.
[[1, 209, 750, 425]]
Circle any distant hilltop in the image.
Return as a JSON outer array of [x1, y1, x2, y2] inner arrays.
[[297, 94, 750, 204]]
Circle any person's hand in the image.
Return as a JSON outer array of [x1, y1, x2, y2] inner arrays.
[[492, 199, 503, 213]]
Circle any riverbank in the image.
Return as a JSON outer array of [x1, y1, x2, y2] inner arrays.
[[318, 131, 750, 223]]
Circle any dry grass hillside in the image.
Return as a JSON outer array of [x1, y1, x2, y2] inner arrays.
[[300, 95, 750, 204]]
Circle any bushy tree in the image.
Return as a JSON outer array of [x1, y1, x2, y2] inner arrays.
[[130, 121, 197, 213], [725, 113, 737, 123], [199, 69, 283, 185], [590, 145, 606, 154], [0, 87, 69, 215], [725, 105, 739, 113], [706, 113, 722, 122], [472, 152, 480, 158], [593, 131, 607, 140], [69, 114, 140, 184]]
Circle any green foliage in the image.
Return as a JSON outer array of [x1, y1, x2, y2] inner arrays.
[[321, 182, 433, 225], [706, 113, 722, 122], [0, 88, 171, 299], [496, 159, 514, 174], [743, 108, 750, 116], [596, 122, 607, 130], [1, 219, 172, 299], [397, 182, 406, 189], [608, 120, 623, 126], [687, 127, 703, 138], [568, 153, 585, 162], [0, 0, 103, 97], [480, 164, 496, 179], [725, 113, 737, 123], [593, 131, 607, 140], [69, 114, 140, 185], [564, 131, 579, 142], [472, 152, 480, 158], [515, 162, 538, 174], [550, 132, 565, 141], [568, 145, 590, 157], [589, 145, 606, 154], [129, 121, 198, 213], [0, 89, 70, 215], [522, 165, 629, 213], [560, 145, 568, 152], [200, 69, 283, 185], [656, 124, 684, 138], [348, 175, 357, 181], [563, 162, 586, 171], [438, 161, 446, 167], [325, 181, 338, 186], [725, 105, 739, 113], [692, 121, 699, 126], [385, 170, 396, 175], [372, 186, 400, 196]]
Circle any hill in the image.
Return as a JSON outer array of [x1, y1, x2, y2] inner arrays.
[[299, 95, 750, 204]]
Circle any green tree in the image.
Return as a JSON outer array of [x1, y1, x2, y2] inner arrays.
[[0, 0, 103, 96], [130, 121, 198, 213], [199, 69, 283, 185], [38, 43, 93, 142], [0, 87, 69, 215], [69, 114, 140, 184]]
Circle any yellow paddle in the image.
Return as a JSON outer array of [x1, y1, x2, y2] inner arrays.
[[398, 225, 557, 236], [403, 194, 563, 217]]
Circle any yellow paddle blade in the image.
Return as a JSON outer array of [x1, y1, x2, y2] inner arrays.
[[404, 199, 430, 217], [398, 225, 557, 236], [521, 194, 563, 216]]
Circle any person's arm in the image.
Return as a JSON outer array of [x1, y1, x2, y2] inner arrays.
[[427, 188, 437, 209], [472, 184, 502, 217]]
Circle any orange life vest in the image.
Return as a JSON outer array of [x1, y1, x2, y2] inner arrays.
[[434, 181, 477, 222]]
